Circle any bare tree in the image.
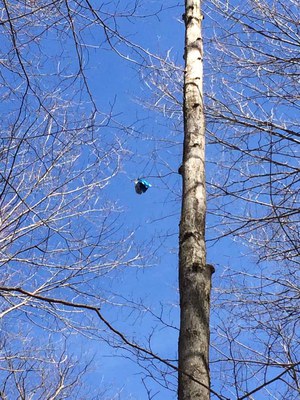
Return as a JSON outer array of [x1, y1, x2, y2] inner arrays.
[[0, 0, 160, 396], [0, 331, 102, 400], [203, 0, 300, 398], [205, 0, 300, 264], [3, 0, 299, 399], [178, 1, 214, 399], [137, 0, 299, 398]]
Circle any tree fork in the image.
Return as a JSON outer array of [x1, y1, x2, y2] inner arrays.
[[178, 1, 214, 400]]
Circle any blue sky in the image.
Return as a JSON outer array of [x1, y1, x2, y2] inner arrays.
[[0, 1, 250, 398], [1, 1, 298, 399], [73, 2, 248, 398]]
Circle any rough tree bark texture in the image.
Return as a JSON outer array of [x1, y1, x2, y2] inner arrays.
[[178, 1, 214, 399]]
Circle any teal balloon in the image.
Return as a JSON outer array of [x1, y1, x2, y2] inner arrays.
[[135, 179, 152, 194]]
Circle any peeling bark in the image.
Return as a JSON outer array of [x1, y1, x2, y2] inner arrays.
[[178, 1, 214, 399]]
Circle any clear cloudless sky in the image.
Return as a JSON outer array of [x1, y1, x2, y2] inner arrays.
[[72, 1, 251, 399], [2, 1, 293, 399]]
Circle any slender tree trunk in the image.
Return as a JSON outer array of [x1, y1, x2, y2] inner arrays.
[[178, 1, 214, 399]]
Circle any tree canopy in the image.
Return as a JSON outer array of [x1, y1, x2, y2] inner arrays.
[[0, 1, 299, 399]]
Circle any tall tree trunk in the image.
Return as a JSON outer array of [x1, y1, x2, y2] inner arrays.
[[178, 1, 214, 399]]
